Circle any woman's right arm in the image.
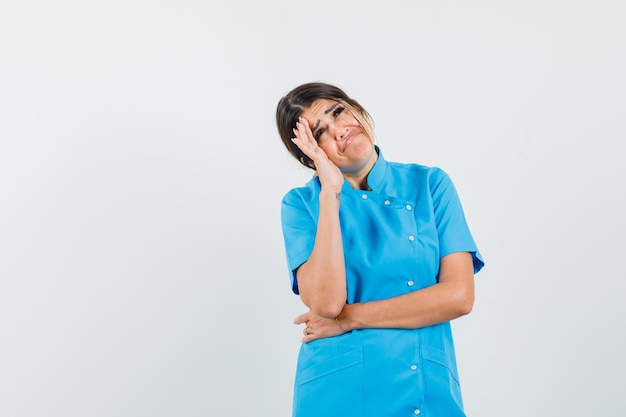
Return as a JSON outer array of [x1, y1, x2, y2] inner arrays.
[[290, 117, 347, 318], [295, 189, 346, 318]]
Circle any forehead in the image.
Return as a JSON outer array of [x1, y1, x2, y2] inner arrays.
[[301, 99, 339, 122]]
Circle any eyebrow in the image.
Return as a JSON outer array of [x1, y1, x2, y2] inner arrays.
[[312, 103, 340, 133], [324, 103, 340, 114]]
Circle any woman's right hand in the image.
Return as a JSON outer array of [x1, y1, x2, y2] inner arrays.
[[292, 117, 344, 192]]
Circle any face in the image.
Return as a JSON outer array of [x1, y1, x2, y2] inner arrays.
[[301, 99, 377, 174]]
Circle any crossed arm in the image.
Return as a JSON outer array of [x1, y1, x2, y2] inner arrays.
[[295, 251, 475, 343]]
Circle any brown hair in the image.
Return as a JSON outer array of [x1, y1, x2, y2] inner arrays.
[[276, 82, 373, 169]]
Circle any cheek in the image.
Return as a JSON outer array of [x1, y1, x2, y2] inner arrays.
[[352, 140, 373, 156], [319, 142, 337, 156], [343, 114, 360, 126], [348, 115, 373, 141]]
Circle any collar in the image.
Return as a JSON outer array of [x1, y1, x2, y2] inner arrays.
[[365, 145, 387, 191]]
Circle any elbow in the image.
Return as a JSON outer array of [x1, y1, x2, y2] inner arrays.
[[302, 293, 345, 318], [453, 288, 474, 317], [310, 301, 345, 319], [456, 297, 474, 316], [299, 286, 346, 319]]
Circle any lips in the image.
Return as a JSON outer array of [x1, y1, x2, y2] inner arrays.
[[342, 132, 357, 152]]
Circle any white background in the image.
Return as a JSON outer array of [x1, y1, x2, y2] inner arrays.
[[1, 1, 625, 416]]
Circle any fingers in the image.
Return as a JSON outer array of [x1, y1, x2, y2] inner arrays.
[[295, 312, 312, 342], [301, 325, 317, 343], [293, 117, 315, 145], [299, 324, 313, 343], [293, 311, 313, 325], [295, 313, 346, 343], [295, 311, 314, 342], [291, 117, 321, 160]]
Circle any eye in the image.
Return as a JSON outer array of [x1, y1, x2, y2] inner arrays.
[[333, 106, 345, 118], [314, 129, 324, 141]]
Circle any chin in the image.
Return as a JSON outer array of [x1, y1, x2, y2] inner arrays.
[[347, 140, 375, 157], [351, 142, 375, 159]]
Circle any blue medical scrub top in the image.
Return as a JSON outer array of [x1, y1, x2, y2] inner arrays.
[[281, 147, 484, 417]]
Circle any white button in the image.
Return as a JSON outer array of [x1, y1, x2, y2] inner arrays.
[[384, 200, 391, 206], [407, 280, 414, 287], [361, 194, 368, 200], [405, 204, 412, 210], [414, 409, 421, 415], [408, 235, 415, 241], [410, 365, 417, 371]]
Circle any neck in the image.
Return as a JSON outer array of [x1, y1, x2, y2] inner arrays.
[[342, 151, 378, 191], [345, 175, 371, 191]]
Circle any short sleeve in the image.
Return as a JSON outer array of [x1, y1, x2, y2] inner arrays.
[[429, 168, 484, 273], [281, 189, 317, 294]]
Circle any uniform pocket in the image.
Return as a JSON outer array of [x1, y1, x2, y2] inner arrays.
[[421, 345, 464, 413], [421, 345, 460, 385], [293, 348, 364, 417]]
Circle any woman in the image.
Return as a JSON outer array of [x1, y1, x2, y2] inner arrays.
[[276, 82, 484, 417]]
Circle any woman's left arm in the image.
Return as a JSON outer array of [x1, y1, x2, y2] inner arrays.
[[295, 252, 474, 342], [341, 251, 474, 330]]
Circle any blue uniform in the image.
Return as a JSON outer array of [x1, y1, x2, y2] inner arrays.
[[281, 147, 484, 417]]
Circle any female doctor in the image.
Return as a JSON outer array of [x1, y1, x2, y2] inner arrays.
[[276, 82, 484, 417]]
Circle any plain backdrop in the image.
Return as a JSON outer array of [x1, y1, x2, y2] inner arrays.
[[1, 1, 625, 416]]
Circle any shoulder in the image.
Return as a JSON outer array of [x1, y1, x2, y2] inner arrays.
[[386, 160, 449, 184], [281, 177, 321, 207]]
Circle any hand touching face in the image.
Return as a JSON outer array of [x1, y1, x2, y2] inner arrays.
[[300, 99, 377, 176], [292, 115, 345, 192]]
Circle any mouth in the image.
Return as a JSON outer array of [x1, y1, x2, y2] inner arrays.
[[342, 133, 357, 152]]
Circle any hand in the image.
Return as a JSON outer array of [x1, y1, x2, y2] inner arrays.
[[294, 309, 346, 343], [292, 117, 344, 192]]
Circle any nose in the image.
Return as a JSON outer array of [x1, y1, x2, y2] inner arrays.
[[329, 123, 349, 140]]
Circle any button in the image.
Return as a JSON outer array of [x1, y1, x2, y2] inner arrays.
[[361, 194, 368, 200], [405, 204, 412, 210], [414, 409, 421, 415], [384, 200, 391, 206], [410, 365, 417, 371], [407, 280, 414, 287], [408, 235, 415, 241]]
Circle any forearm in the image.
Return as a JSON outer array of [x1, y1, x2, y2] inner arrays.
[[337, 252, 475, 330], [338, 284, 471, 331], [297, 190, 347, 318]]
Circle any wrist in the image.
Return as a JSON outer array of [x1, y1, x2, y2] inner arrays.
[[337, 303, 359, 332], [335, 317, 347, 333], [319, 189, 342, 206]]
